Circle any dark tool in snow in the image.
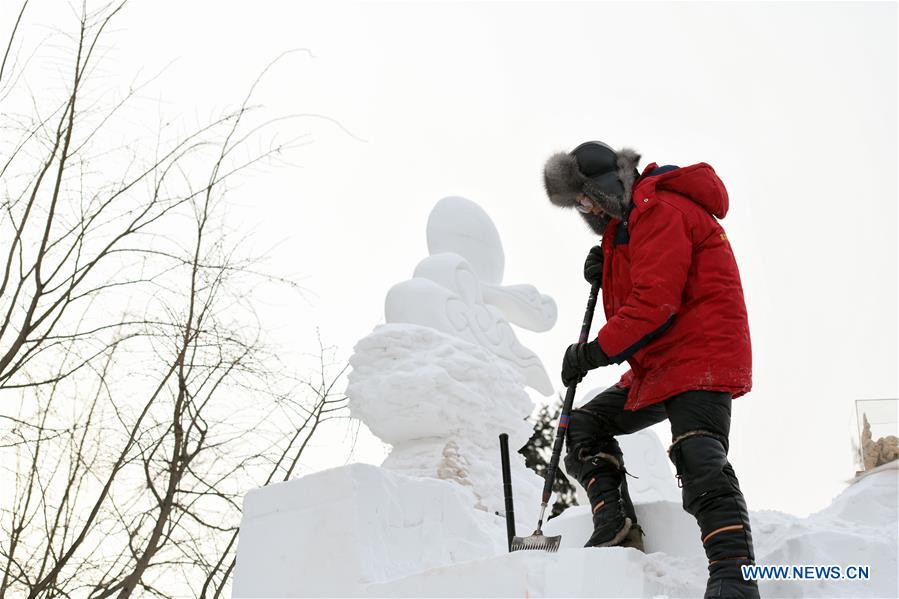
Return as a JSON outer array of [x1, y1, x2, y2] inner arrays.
[[511, 281, 601, 552], [498, 433, 516, 552]]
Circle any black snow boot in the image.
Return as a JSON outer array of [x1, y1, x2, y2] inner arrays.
[[580, 451, 632, 548], [616, 455, 645, 552], [670, 432, 760, 599], [563, 408, 641, 550]]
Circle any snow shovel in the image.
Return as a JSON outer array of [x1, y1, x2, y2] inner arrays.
[[511, 281, 601, 552]]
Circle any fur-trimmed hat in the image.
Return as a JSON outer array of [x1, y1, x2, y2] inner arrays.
[[543, 141, 641, 235]]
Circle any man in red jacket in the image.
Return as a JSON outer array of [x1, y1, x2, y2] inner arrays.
[[543, 141, 759, 599]]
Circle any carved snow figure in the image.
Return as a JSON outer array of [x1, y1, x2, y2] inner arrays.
[[385, 195, 557, 396], [348, 196, 556, 527]]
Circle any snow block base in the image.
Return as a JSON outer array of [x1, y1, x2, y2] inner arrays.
[[233, 464, 897, 598], [231, 463, 502, 597], [365, 548, 702, 597]]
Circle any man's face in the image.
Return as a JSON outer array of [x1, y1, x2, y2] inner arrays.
[[576, 192, 608, 218]]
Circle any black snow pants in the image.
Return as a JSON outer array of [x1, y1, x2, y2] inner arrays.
[[563, 384, 759, 598]]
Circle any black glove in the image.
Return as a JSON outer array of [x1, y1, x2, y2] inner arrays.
[[584, 245, 604, 286], [561, 340, 610, 387]]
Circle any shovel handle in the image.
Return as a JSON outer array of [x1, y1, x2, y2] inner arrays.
[[499, 433, 516, 552], [540, 281, 601, 507]]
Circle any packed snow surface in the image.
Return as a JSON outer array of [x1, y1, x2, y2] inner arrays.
[[233, 464, 897, 597]]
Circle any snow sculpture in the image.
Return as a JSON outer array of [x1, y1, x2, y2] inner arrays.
[[348, 323, 543, 526], [348, 196, 556, 525], [385, 196, 557, 395]]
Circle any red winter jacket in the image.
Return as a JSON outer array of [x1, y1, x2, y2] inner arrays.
[[596, 161, 752, 411]]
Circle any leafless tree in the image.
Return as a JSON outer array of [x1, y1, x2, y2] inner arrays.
[[0, 2, 353, 597]]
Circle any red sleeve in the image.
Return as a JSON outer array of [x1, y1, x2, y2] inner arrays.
[[597, 201, 692, 363]]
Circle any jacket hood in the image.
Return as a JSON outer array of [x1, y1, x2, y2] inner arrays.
[[640, 162, 730, 219]]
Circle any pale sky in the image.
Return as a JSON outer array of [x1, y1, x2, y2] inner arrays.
[[8, 0, 897, 516]]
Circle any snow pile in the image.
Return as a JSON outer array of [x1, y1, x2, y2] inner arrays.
[[752, 469, 898, 598], [347, 322, 543, 526], [233, 466, 897, 597], [536, 469, 898, 597]]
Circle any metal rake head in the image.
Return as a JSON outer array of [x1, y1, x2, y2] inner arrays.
[[510, 531, 561, 552]]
